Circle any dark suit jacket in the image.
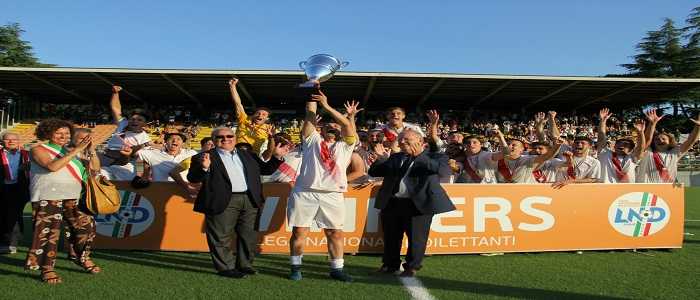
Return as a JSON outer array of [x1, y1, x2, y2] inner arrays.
[[368, 150, 455, 215], [187, 148, 282, 215], [0, 149, 30, 203]]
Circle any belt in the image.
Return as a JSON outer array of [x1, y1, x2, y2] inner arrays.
[[231, 191, 248, 195]]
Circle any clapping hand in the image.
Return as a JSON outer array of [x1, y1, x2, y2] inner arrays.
[[201, 153, 211, 170]]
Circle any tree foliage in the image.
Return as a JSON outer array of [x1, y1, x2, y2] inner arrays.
[[0, 23, 53, 67]]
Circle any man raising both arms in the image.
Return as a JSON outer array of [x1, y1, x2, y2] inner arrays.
[[287, 89, 359, 282], [228, 78, 274, 154], [637, 109, 700, 183]]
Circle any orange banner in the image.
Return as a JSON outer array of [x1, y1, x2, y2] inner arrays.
[[94, 182, 684, 254]]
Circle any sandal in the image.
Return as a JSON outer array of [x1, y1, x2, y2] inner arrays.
[[41, 270, 62, 284], [75, 259, 101, 274]]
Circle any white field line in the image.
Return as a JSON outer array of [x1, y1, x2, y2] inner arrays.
[[399, 276, 437, 300]]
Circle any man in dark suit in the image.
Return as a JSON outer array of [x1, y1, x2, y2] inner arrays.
[[0, 132, 30, 255], [368, 129, 455, 277], [188, 127, 287, 278]]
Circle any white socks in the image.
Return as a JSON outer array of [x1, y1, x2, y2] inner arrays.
[[290, 256, 344, 269], [329, 258, 344, 269], [290, 255, 303, 265]]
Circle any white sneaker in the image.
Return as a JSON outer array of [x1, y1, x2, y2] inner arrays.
[[9, 246, 17, 254]]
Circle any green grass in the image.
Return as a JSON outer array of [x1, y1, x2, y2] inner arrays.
[[4, 188, 700, 299]]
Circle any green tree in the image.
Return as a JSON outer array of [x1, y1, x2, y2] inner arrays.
[[622, 18, 684, 77], [0, 23, 53, 67], [681, 6, 700, 77]]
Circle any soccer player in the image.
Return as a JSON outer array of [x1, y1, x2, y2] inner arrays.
[[287, 91, 359, 282]]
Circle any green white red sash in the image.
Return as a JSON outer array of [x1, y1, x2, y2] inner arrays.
[[39, 143, 87, 183]]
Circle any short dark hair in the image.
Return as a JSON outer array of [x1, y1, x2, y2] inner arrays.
[[255, 107, 272, 114], [200, 137, 213, 147], [129, 108, 150, 121], [35, 119, 74, 141], [386, 107, 405, 114]]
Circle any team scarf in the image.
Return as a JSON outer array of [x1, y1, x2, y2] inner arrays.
[[382, 127, 398, 142], [497, 158, 514, 183], [610, 152, 629, 182], [652, 151, 672, 183], [319, 140, 338, 175], [532, 169, 547, 183], [462, 155, 483, 182], [1, 149, 29, 182], [566, 160, 576, 179], [39, 143, 87, 184]]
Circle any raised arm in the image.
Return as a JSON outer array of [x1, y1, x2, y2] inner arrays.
[[346, 152, 366, 182], [547, 111, 561, 141], [313, 91, 356, 141], [631, 119, 646, 161], [343, 100, 364, 142], [302, 100, 318, 139], [426, 110, 443, 146], [110, 85, 123, 124], [534, 112, 547, 143], [490, 129, 508, 161], [644, 109, 664, 149], [596, 108, 612, 153], [261, 125, 276, 161], [228, 78, 247, 120], [679, 112, 700, 156]]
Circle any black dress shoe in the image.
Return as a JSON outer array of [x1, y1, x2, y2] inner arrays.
[[238, 267, 258, 275], [374, 264, 400, 275], [399, 268, 417, 277], [217, 269, 247, 279]]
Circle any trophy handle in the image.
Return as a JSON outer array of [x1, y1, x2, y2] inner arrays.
[[340, 61, 349, 68], [299, 61, 307, 69]]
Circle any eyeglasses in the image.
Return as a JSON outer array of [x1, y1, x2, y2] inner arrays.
[[215, 135, 235, 140]]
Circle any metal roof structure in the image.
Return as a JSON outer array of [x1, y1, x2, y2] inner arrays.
[[1, 67, 699, 113]]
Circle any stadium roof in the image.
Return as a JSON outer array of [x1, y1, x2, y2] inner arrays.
[[1, 67, 699, 113]]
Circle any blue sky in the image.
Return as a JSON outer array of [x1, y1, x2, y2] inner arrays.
[[2, 0, 698, 76]]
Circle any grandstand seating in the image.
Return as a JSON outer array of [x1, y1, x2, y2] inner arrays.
[[3, 122, 116, 149]]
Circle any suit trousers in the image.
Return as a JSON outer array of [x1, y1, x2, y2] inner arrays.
[[380, 197, 433, 270], [204, 193, 258, 272], [0, 184, 24, 247]]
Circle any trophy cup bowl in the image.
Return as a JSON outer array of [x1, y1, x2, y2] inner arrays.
[[298, 54, 349, 88]]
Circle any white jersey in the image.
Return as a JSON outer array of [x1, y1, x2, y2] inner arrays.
[[106, 118, 151, 150], [293, 131, 357, 193], [495, 155, 539, 184], [137, 148, 197, 182], [554, 155, 602, 182], [262, 148, 303, 183], [598, 148, 637, 183], [636, 148, 680, 183], [378, 122, 425, 140], [532, 158, 563, 183], [458, 151, 497, 184]]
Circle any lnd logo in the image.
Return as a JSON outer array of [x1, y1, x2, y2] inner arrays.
[[608, 192, 670, 237], [95, 191, 155, 238]]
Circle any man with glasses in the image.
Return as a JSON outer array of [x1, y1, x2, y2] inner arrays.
[[0, 132, 30, 254], [101, 85, 152, 180], [187, 127, 288, 278]]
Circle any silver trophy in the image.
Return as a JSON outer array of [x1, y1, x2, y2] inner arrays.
[[298, 54, 349, 88]]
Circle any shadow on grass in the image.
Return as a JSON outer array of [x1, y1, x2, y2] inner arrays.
[[418, 276, 629, 300], [92, 251, 214, 275]]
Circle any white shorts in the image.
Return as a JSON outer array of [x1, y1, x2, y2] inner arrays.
[[287, 190, 345, 229]]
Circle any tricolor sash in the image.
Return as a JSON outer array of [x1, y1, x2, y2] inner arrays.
[[39, 143, 87, 184], [497, 159, 514, 183], [652, 152, 672, 183], [462, 156, 483, 182], [611, 152, 629, 182]]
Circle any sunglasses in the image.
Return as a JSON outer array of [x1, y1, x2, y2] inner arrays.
[[215, 135, 235, 140]]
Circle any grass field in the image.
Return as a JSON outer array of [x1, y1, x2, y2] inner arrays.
[[2, 188, 699, 299]]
